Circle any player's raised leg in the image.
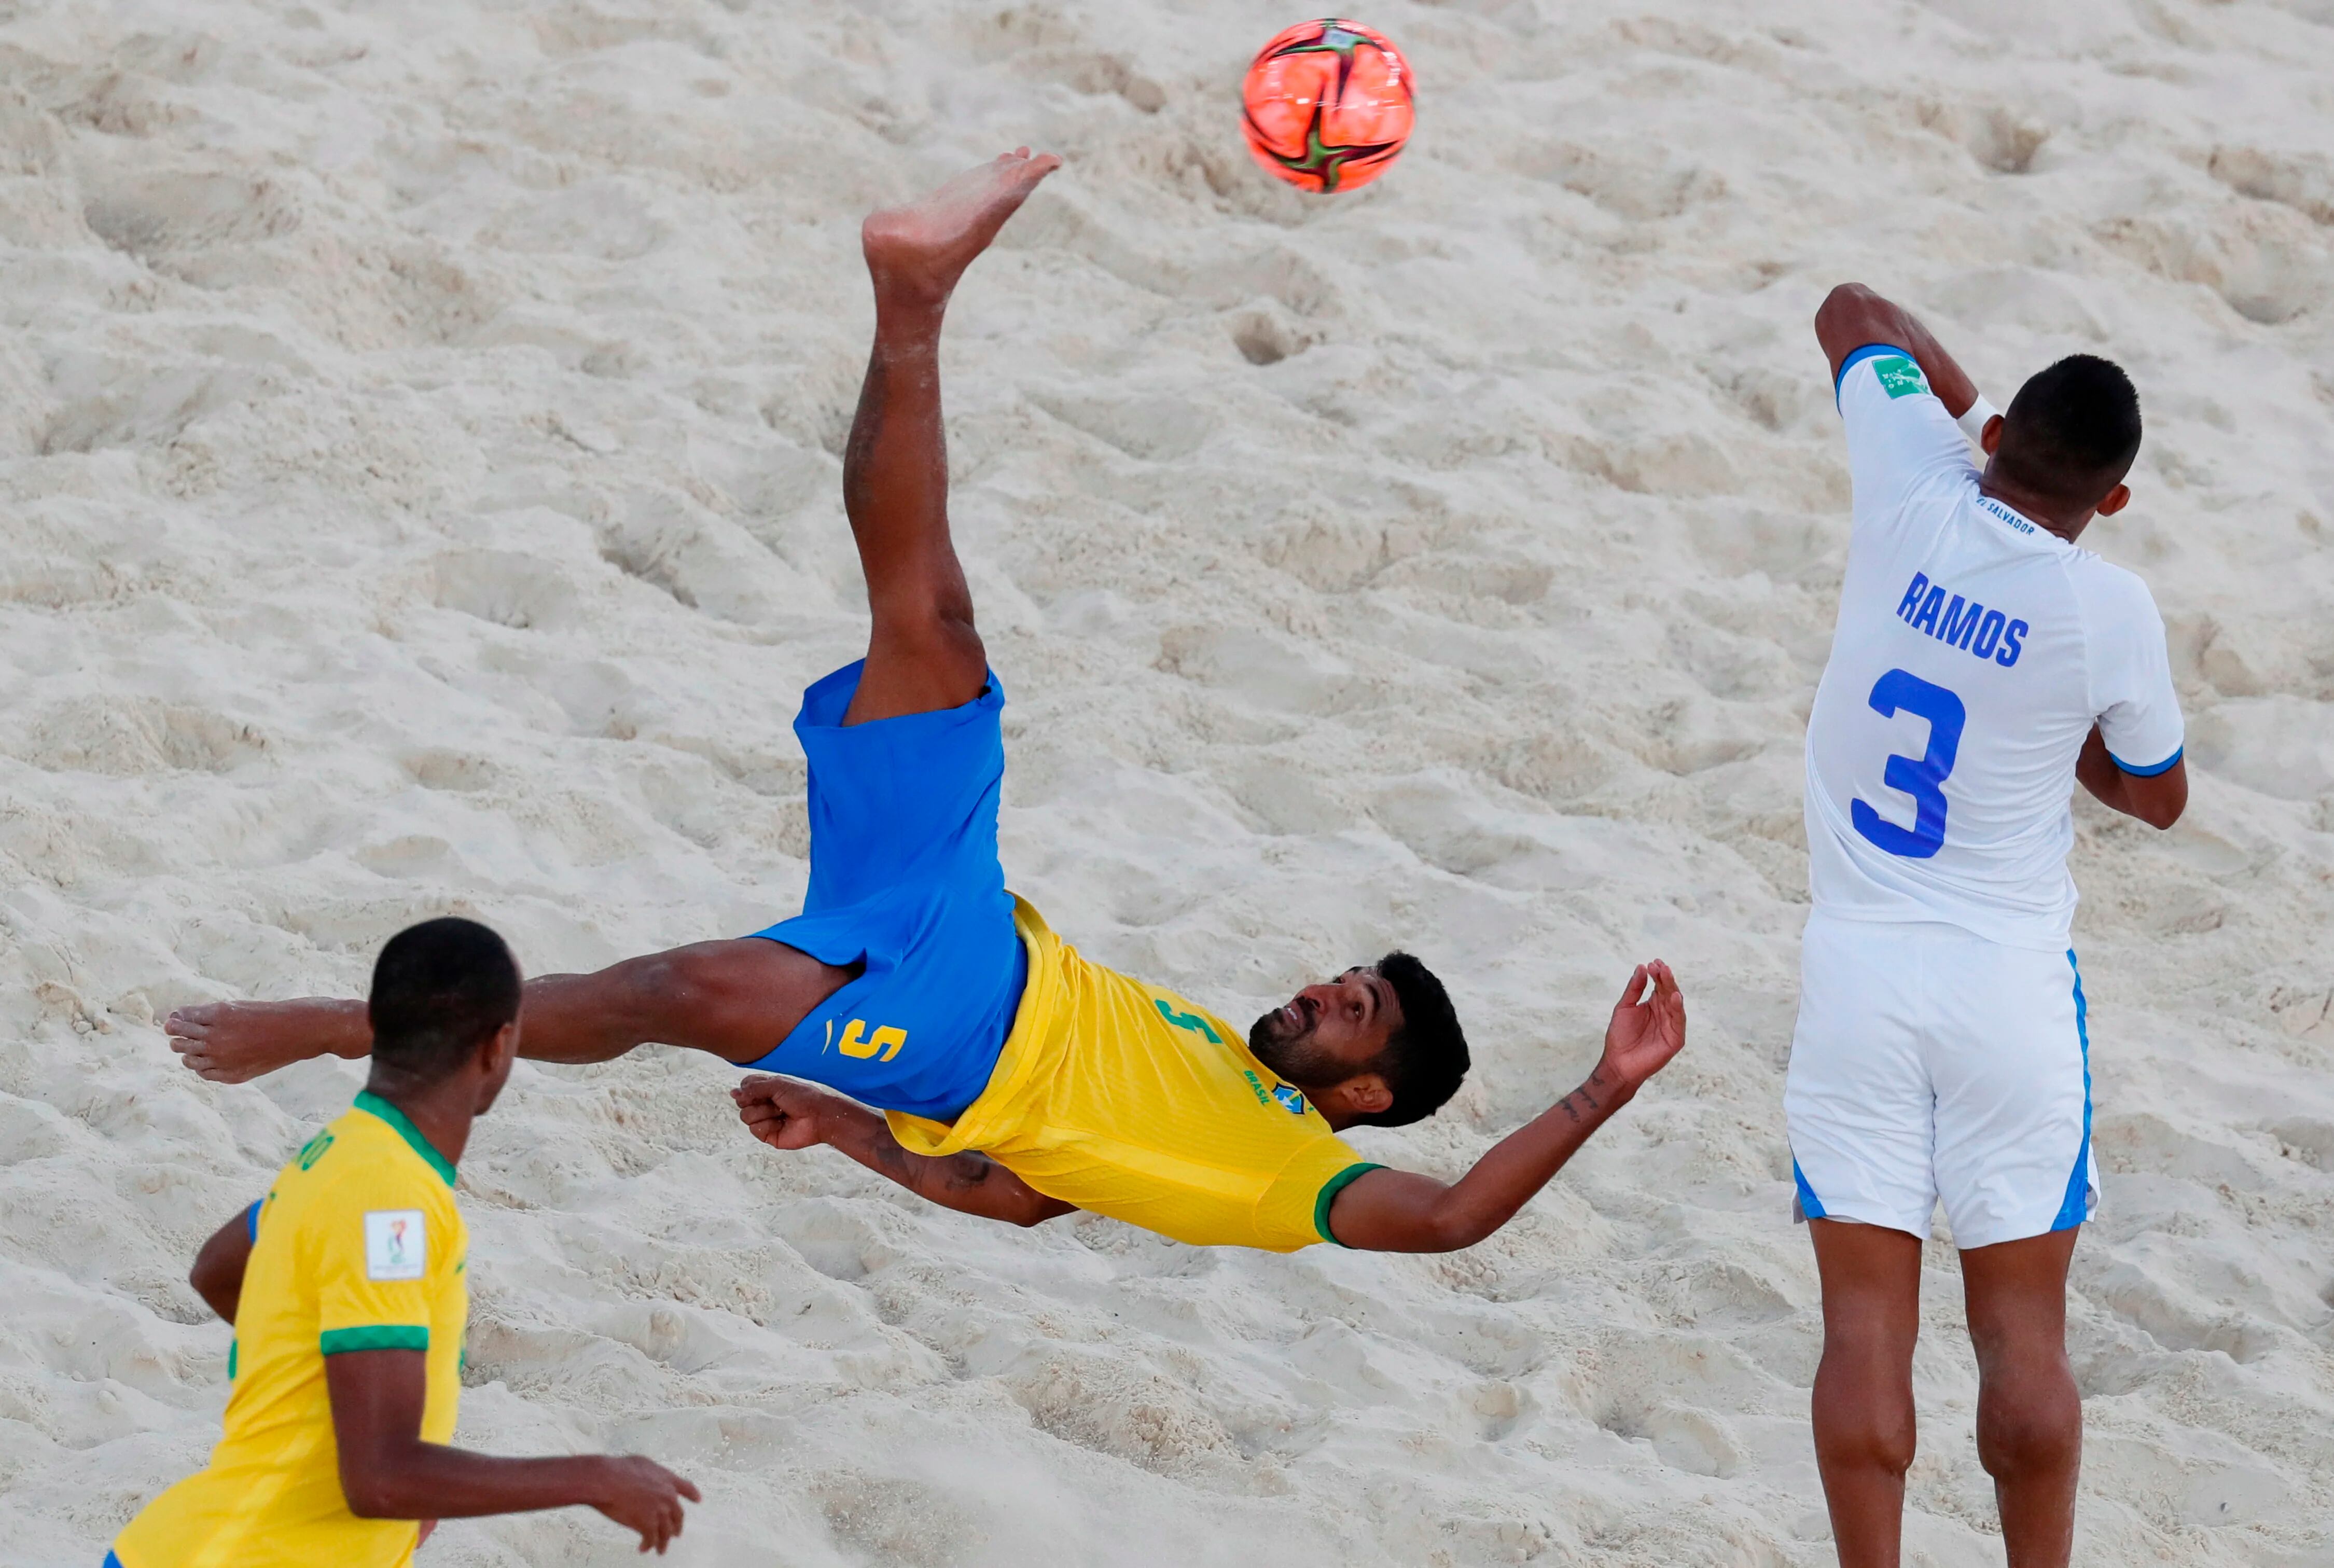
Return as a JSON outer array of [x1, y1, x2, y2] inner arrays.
[[1963, 1229, 2083, 1568], [841, 147, 1058, 725], [168, 151, 1061, 1087], [1808, 1219, 1923, 1568]]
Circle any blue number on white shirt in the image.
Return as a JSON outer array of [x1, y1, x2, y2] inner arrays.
[[1852, 669, 1965, 859]]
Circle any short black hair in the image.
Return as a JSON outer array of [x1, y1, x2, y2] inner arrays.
[[1995, 354, 2143, 506], [368, 917, 521, 1087], [1351, 952, 1469, 1128]]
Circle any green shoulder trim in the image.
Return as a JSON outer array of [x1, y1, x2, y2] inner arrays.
[[353, 1091, 457, 1188], [320, 1324, 430, 1356], [1314, 1162, 1386, 1247]]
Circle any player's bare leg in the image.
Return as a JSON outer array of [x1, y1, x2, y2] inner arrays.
[[1963, 1229, 2083, 1567], [169, 150, 1059, 1086], [842, 146, 1059, 725], [170, 941, 858, 1081], [1808, 1219, 1923, 1567]]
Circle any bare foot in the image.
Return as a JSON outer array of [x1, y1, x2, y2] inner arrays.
[[860, 147, 1062, 309], [168, 997, 369, 1084]]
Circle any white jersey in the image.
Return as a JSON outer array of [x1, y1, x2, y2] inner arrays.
[[1804, 347, 2184, 952]]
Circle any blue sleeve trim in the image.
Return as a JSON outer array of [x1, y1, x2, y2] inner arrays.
[[245, 1200, 262, 1243], [1834, 342, 1913, 409], [2108, 745, 2183, 778]]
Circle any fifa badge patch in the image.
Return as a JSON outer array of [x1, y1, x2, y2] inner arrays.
[[1873, 356, 1928, 399], [365, 1210, 427, 1281]]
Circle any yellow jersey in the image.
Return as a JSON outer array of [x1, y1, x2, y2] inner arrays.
[[888, 899, 1382, 1250], [114, 1093, 469, 1568]]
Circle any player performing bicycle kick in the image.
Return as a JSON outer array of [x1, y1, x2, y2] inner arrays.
[[1793, 285, 2186, 1567], [170, 149, 1687, 1255]]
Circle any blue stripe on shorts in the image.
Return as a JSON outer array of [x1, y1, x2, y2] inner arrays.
[[2050, 951, 2095, 1232]]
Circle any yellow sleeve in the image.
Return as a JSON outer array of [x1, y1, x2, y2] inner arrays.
[[311, 1172, 447, 1356], [1252, 1136, 1384, 1252]]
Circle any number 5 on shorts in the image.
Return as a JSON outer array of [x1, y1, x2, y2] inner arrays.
[[835, 1020, 908, 1061], [1852, 668, 1965, 859]]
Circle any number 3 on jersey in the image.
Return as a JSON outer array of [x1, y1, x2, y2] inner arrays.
[[1852, 669, 1965, 859]]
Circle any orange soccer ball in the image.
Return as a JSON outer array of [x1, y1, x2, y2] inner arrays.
[[1240, 19, 1415, 195]]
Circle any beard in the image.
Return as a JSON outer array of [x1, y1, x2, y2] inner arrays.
[[1247, 1008, 1348, 1090]]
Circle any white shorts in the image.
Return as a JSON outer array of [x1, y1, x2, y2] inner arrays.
[[1784, 913, 2097, 1250]]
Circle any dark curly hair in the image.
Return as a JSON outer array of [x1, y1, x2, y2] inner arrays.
[[1347, 951, 1469, 1128]]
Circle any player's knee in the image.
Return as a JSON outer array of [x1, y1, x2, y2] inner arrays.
[[927, 605, 983, 661], [618, 943, 742, 1017], [872, 588, 980, 646], [869, 604, 986, 682]]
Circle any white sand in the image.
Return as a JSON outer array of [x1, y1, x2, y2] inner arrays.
[[3, 1, 2331, 1563]]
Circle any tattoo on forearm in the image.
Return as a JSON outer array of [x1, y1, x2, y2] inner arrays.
[[1559, 1096, 1581, 1122], [1574, 1064, 1616, 1115]]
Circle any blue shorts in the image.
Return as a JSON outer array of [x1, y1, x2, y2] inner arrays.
[[742, 661, 1025, 1121]]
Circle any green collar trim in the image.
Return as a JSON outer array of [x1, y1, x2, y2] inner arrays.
[[354, 1091, 457, 1188]]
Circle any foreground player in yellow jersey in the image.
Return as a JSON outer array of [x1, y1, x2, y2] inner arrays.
[[168, 149, 1687, 1254], [114, 919, 697, 1567]]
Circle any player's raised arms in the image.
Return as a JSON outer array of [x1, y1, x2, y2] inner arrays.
[[1815, 282, 1985, 417], [1813, 282, 2185, 839]]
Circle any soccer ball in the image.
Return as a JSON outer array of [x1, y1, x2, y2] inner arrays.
[[1240, 19, 1415, 195]]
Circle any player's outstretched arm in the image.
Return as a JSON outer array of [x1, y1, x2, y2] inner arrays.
[[2075, 723, 2187, 829], [327, 1351, 700, 1552], [1815, 283, 1982, 421], [1325, 962, 1686, 1253], [732, 1075, 1077, 1228], [189, 1205, 258, 1323]]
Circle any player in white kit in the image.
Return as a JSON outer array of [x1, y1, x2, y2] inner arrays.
[[1792, 285, 2187, 1568]]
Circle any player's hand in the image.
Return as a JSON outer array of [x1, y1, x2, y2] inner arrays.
[[1597, 961, 1686, 1095], [731, 1074, 845, 1151], [589, 1455, 699, 1554]]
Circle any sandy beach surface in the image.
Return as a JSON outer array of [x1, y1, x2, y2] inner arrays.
[[3, 1, 2331, 1563]]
